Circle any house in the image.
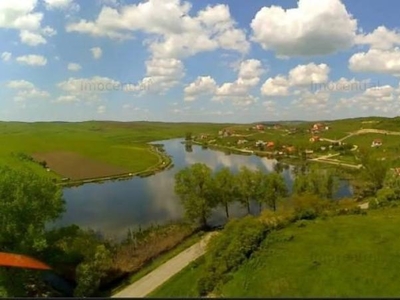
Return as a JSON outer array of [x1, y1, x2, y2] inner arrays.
[[321, 146, 327, 151], [266, 141, 275, 148], [309, 136, 320, 143], [371, 139, 382, 147], [255, 124, 265, 131], [200, 134, 209, 140], [285, 146, 296, 154], [305, 150, 314, 154], [273, 124, 282, 130], [237, 139, 248, 145], [312, 123, 325, 131]]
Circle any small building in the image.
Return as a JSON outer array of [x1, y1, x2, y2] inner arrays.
[[266, 141, 275, 148], [255, 124, 265, 131], [200, 134, 209, 140], [310, 136, 320, 143], [371, 139, 382, 147], [237, 139, 248, 145], [321, 146, 327, 151], [285, 146, 296, 154]]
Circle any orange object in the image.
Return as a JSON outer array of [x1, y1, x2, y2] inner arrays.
[[0, 252, 51, 270]]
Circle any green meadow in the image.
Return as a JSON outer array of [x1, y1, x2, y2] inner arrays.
[[0, 121, 228, 179], [151, 206, 400, 298]]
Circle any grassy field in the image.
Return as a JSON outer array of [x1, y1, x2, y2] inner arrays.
[[151, 206, 400, 298], [0, 121, 227, 180]]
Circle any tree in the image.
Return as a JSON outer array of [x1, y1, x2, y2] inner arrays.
[[212, 167, 237, 219], [185, 132, 192, 141], [357, 148, 389, 192], [264, 173, 288, 211], [74, 245, 112, 297], [236, 166, 257, 214], [293, 168, 338, 200], [0, 166, 65, 296], [175, 163, 215, 228]]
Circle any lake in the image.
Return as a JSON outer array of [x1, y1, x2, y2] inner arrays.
[[53, 139, 353, 240]]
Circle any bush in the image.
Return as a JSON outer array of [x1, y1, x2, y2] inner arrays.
[[291, 194, 331, 220], [197, 216, 268, 295], [368, 198, 379, 210]]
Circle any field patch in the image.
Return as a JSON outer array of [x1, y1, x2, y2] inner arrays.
[[32, 151, 129, 180]]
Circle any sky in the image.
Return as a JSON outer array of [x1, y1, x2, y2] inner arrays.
[[1, 0, 400, 123]]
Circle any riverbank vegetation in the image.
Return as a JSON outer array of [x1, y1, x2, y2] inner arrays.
[[151, 153, 400, 297]]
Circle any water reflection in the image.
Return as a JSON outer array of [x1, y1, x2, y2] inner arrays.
[[54, 139, 353, 240]]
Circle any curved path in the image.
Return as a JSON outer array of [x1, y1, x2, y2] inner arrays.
[[112, 233, 215, 298]]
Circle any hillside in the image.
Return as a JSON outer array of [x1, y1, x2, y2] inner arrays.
[[151, 206, 400, 297]]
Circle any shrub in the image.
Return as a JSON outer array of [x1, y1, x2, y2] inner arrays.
[[197, 216, 268, 295], [368, 198, 379, 210], [291, 194, 331, 220]]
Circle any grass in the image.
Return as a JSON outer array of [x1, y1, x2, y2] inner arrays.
[[109, 232, 204, 296], [151, 206, 400, 298], [0, 121, 228, 179]]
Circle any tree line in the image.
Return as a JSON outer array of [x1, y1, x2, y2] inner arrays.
[[174, 163, 340, 228]]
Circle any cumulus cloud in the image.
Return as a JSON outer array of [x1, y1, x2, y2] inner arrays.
[[261, 76, 289, 96], [1, 52, 12, 61], [68, 63, 82, 71], [43, 0, 80, 11], [356, 26, 400, 50], [90, 47, 102, 59], [16, 54, 47, 66], [212, 59, 264, 106], [6, 79, 50, 102], [349, 48, 400, 76], [125, 58, 185, 94], [184, 76, 217, 101], [54, 95, 80, 103], [58, 76, 120, 95], [288, 63, 330, 86], [66, 1, 249, 59], [0, 0, 56, 46], [250, 0, 357, 57]]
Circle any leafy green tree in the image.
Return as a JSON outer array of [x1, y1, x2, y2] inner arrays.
[[212, 167, 237, 219], [293, 169, 338, 200], [175, 163, 215, 228], [185, 132, 192, 141], [357, 147, 389, 192], [0, 166, 65, 296], [236, 167, 258, 214], [264, 172, 288, 211], [74, 245, 112, 297]]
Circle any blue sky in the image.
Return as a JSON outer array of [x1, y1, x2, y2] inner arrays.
[[1, 0, 400, 123]]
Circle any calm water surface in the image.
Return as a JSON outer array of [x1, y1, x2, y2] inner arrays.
[[53, 139, 353, 240]]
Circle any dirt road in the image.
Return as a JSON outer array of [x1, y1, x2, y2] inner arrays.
[[112, 233, 215, 298]]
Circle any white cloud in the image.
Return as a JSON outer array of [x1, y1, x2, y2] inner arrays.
[[97, 105, 106, 114], [261, 76, 289, 96], [251, 0, 357, 57], [289, 63, 330, 86], [54, 95, 80, 103], [184, 76, 217, 101], [16, 54, 47, 66], [1, 52, 12, 61], [349, 48, 400, 76], [317, 77, 374, 93], [356, 26, 400, 50], [43, 0, 79, 11], [125, 58, 185, 94], [19, 30, 46, 46], [292, 89, 330, 111], [6, 79, 49, 102], [90, 47, 102, 59], [66, 1, 249, 59], [0, 0, 56, 46], [67, 63, 82, 71], [6, 80, 35, 90], [212, 59, 264, 106]]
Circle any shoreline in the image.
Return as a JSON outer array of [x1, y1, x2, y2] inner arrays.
[[57, 144, 173, 187]]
